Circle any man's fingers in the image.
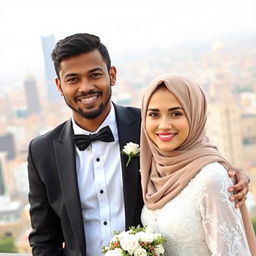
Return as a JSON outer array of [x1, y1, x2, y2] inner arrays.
[[229, 180, 248, 193], [230, 190, 247, 201], [228, 170, 236, 177], [235, 196, 247, 208], [229, 187, 249, 209]]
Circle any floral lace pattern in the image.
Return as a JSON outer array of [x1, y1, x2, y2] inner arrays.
[[141, 162, 251, 256]]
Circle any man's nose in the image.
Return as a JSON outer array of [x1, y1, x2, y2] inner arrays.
[[78, 79, 95, 92]]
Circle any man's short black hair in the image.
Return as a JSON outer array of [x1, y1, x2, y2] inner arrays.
[[51, 33, 111, 76]]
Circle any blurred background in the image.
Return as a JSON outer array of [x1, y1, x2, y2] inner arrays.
[[0, 0, 256, 253]]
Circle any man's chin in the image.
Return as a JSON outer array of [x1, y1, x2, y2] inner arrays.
[[77, 105, 104, 119]]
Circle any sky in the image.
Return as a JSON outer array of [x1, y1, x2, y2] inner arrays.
[[0, 0, 255, 87]]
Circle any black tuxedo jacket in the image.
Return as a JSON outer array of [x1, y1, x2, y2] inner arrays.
[[28, 104, 144, 256]]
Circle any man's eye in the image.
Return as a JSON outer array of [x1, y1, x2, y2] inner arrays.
[[66, 77, 78, 83], [90, 73, 102, 78]]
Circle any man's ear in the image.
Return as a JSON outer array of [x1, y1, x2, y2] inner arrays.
[[55, 77, 64, 96], [109, 66, 117, 86]]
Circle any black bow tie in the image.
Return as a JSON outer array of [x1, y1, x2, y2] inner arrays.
[[73, 126, 114, 151]]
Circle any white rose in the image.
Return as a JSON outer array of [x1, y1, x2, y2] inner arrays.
[[119, 234, 140, 254], [137, 231, 155, 243], [154, 244, 165, 256], [110, 236, 118, 242], [134, 247, 147, 256], [145, 226, 154, 233], [123, 142, 140, 155], [117, 231, 127, 240], [105, 248, 123, 256], [110, 234, 119, 242], [153, 232, 163, 240]]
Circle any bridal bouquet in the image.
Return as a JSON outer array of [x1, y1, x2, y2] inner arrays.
[[102, 226, 166, 256]]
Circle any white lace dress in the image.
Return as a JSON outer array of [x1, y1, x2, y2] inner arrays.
[[141, 162, 251, 256]]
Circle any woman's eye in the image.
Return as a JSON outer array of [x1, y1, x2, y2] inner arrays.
[[171, 111, 183, 117], [148, 112, 159, 117]]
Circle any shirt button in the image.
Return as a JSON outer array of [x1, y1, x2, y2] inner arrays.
[[100, 190, 104, 194], [103, 221, 107, 225], [96, 157, 100, 162]]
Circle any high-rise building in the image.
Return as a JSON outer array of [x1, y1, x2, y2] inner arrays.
[[0, 151, 17, 197], [0, 133, 16, 160], [0, 154, 6, 195], [24, 75, 41, 116], [13, 162, 29, 197], [241, 114, 256, 166], [206, 103, 243, 168], [0, 151, 16, 196], [41, 34, 60, 102]]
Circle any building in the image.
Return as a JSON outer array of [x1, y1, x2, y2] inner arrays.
[[241, 114, 256, 145], [24, 75, 41, 116], [13, 162, 29, 198], [206, 103, 244, 168], [0, 133, 16, 160], [41, 34, 60, 102], [0, 153, 7, 195], [0, 152, 15, 196], [0, 198, 31, 252], [241, 113, 256, 167]]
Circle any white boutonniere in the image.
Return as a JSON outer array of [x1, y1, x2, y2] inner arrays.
[[121, 142, 140, 167]]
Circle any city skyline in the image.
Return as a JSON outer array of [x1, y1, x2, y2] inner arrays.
[[0, 0, 255, 88], [0, 15, 256, 252]]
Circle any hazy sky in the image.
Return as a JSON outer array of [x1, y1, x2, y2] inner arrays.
[[0, 0, 255, 87]]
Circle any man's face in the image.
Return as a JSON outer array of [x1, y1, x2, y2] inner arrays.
[[55, 50, 116, 125]]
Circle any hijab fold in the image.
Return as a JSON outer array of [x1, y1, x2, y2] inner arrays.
[[140, 74, 256, 255]]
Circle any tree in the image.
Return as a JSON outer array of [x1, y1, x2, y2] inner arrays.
[[0, 236, 17, 253]]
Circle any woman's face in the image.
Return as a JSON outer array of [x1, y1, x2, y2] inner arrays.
[[145, 86, 190, 152]]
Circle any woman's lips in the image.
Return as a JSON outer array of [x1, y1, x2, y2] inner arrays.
[[156, 132, 176, 141]]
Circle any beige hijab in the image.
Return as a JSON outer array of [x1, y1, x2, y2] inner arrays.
[[140, 73, 256, 255]]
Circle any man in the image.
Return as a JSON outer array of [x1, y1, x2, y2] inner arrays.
[[28, 33, 249, 256]]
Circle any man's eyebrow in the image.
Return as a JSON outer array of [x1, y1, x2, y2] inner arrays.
[[63, 67, 104, 79], [64, 73, 77, 79], [88, 67, 104, 73]]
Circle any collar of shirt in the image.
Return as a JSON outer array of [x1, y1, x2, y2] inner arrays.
[[71, 103, 118, 141]]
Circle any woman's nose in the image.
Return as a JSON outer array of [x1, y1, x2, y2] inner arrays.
[[158, 117, 172, 129]]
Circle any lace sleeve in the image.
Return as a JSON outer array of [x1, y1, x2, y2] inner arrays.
[[199, 163, 251, 256]]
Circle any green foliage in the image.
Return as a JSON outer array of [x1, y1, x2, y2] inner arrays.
[[128, 225, 146, 234], [0, 236, 17, 253], [152, 236, 166, 246], [252, 217, 256, 234]]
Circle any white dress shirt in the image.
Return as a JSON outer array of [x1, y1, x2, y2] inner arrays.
[[72, 104, 125, 256]]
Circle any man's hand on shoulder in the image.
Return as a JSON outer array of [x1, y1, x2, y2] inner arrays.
[[228, 169, 250, 208]]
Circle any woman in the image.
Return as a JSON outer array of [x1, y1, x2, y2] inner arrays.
[[140, 74, 256, 255]]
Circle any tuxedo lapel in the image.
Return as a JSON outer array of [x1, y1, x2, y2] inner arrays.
[[53, 120, 86, 254], [114, 104, 141, 229]]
